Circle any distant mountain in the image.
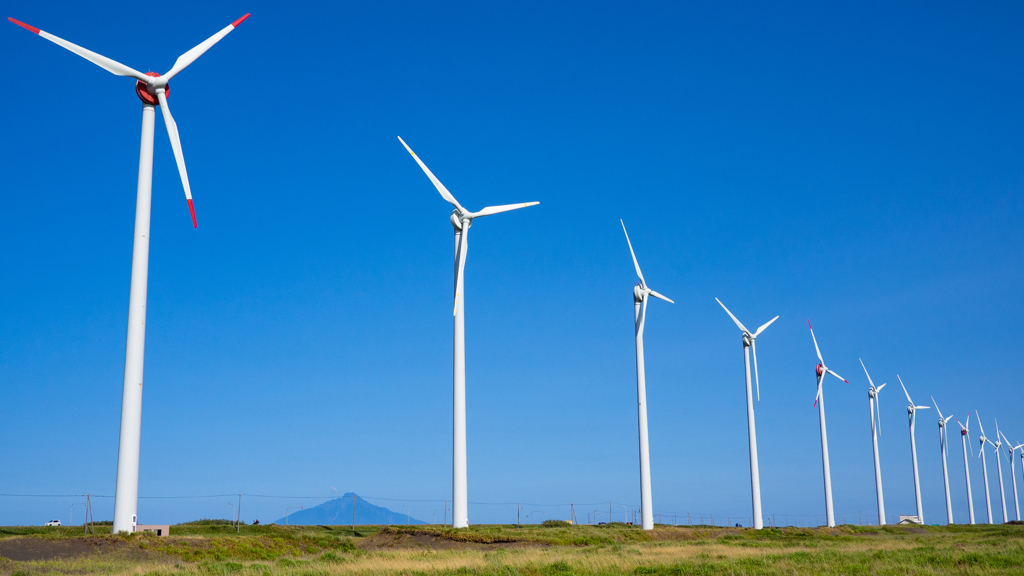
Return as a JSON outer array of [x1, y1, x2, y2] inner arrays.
[[272, 493, 426, 525]]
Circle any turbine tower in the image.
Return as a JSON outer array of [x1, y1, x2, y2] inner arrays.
[[397, 137, 538, 528], [898, 376, 929, 524], [977, 413, 994, 523], [956, 416, 976, 524], [860, 360, 886, 525], [932, 397, 954, 525], [622, 220, 674, 531], [808, 321, 848, 528], [992, 419, 1008, 523], [9, 14, 250, 534], [715, 299, 778, 530], [1002, 433, 1022, 521]]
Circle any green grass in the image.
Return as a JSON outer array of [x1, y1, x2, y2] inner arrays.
[[1, 523, 1023, 575]]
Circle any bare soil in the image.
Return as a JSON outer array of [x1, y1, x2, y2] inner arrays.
[[359, 531, 545, 551], [0, 536, 163, 562]]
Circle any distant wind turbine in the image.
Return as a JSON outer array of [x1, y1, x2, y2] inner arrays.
[[898, 376, 929, 524], [715, 298, 778, 530], [977, 413, 994, 523], [860, 360, 887, 525], [1001, 432, 1023, 521], [931, 397, 954, 525], [622, 220, 673, 531], [955, 415, 976, 524], [808, 321, 847, 528], [398, 136, 539, 528], [992, 419, 1009, 523]]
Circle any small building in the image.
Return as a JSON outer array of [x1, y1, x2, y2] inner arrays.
[[898, 515, 922, 525], [138, 525, 170, 537]]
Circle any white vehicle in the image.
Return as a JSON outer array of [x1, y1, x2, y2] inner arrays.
[[44, 519, 61, 527]]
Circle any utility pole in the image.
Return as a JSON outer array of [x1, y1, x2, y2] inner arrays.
[[517, 503, 520, 527], [237, 494, 241, 533], [609, 503, 612, 524], [570, 503, 576, 525]]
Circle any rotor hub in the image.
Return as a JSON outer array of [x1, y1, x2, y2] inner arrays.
[[962, 429, 967, 436], [815, 364, 824, 377], [451, 210, 469, 231], [135, 72, 167, 105], [633, 285, 645, 302]]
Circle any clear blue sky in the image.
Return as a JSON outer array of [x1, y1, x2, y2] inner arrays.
[[1, 0, 1022, 527]]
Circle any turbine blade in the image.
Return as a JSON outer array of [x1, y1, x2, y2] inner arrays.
[[876, 383, 886, 392], [9, 18, 148, 81], [826, 368, 848, 383], [453, 224, 468, 316], [976, 411, 986, 437], [752, 339, 760, 401], [620, 220, 646, 288], [155, 90, 197, 228], [898, 376, 913, 405], [472, 202, 539, 218], [715, 298, 749, 334], [808, 321, 823, 364], [397, 137, 466, 213], [813, 378, 823, 407], [649, 289, 674, 304], [915, 405, 931, 410], [636, 293, 649, 339], [859, 358, 875, 389], [876, 391, 882, 436], [163, 14, 249, 81], [753, 316, 778, 337]]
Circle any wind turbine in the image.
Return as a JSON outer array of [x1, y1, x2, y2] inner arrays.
[[992, 419, 1009, 523], [955, 415, 976, 524], [898, 376, 929, 524], [808, 321, 848, 528], [397, 137, 538, 528], [860, 359, 886, 525], [931, 397, 954, 525], [622, 220, 673, 531], [1001, 432, 1022, 521], [715, 298, 778, 530], [9, 14, 250, 534], [976, 412, 994, 523]]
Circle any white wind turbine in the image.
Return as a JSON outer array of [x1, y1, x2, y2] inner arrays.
[[1001, 432, 1022, 521], [715, 299, 778, 530], [622, 220, 673, 531], [992, 419, 1009, 523], [976, 413, 994, 523], [9, 14, 250, 534], [397, 137, 538, 528], [898, 376, 929, 524], [931, 397, 954, 525], [860, 359, 887, 525], [808, 321, 848, 528], [955, 415, 976, 524]]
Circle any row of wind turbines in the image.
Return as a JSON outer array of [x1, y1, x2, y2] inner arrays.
[[9, 14, 1019, 535], [803, 327, 1024, 529]]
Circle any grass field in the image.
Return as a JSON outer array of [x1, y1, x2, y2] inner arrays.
[[1, 521, 1023, 575]]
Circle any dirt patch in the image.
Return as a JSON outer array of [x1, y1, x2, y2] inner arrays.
[[359, 531, 544, 551], [0, 536, 165, 562], [903, 527, 929, 535]]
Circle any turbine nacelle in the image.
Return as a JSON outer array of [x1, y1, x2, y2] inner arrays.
[[816, 363, 824, 377]]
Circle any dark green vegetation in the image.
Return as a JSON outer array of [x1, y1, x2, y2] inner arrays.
[[1, 522, 1022, 575]]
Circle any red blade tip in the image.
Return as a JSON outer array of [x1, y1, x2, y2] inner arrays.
[[187, 198, 197, 228], [9, 17, 40, 34], [232, 13, 250, 27], [807, 319, 812, 329]]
